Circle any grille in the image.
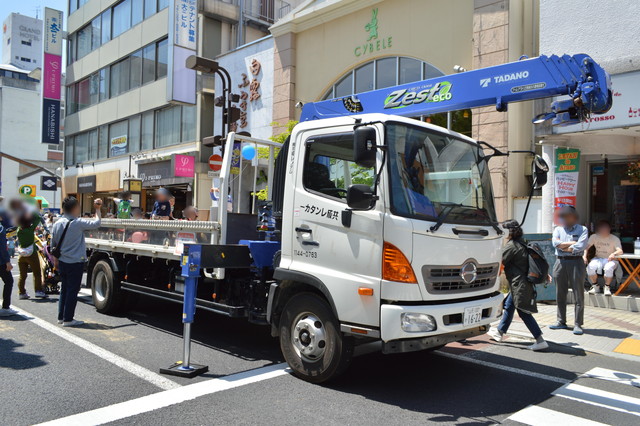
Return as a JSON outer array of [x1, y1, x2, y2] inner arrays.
[[422, 261, 499, 294]]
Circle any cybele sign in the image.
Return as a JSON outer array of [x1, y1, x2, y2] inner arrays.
[[209, 154, 223, 171]]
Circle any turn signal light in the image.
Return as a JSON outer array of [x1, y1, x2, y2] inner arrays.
[[382, 242, 417, 284], [358, 287, 374, 296]]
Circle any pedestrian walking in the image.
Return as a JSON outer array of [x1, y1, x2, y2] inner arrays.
[[488, 220, 549, 351], [51, 197, 102, 327], [9, 199, 47, 299], [585, 220, 623, 296], [551, 205, 588, 335], [0, 196, 16, 317]]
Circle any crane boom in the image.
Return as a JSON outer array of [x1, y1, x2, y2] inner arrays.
[[300, 54, 612, 126]]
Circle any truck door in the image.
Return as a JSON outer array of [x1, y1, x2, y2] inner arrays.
[[290, 129, 383, 328]]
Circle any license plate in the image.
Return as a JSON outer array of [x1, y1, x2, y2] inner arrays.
[[463, 306, 483, 326]]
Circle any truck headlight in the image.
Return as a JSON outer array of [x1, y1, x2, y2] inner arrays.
[[401, 313, 437, 332]]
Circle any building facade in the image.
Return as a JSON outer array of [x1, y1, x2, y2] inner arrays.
[[62, 0, 302, 218], [2, 13, 43, 72], [536, 0, 640, 251]]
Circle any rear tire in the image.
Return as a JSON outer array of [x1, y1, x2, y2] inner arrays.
[[91, 260, 123, 314], [279, 292, 353, 383]]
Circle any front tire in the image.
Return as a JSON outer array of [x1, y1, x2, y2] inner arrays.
[[279, 292, 353, 383], [91, 260, 123, 314]]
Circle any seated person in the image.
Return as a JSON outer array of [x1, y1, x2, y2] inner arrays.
[[584, 220, 623, 296], [304, 162, 343, 198]]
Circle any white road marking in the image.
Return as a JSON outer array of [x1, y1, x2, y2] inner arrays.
[[507, 405, 607, 426], [583, 367, 640, 387], [553, 383, 640, 417], [13, 306, 180, 391], [35, 363, 289, 426], [436, 351, 570, 384]]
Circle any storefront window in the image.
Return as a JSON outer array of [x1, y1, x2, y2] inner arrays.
[[130, 49, 143, 89], [156, 38, 168, 78], [129, 115, 141, 152], [112, 0, 132, 38], [322, 56, 445, 100], [155, 106, 181, 148], [181, 106, 196, 142], [141, 111, 154, 150]]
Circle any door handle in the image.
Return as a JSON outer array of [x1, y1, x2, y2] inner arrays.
[[295, 227, 312, 234], [452, 228, 489, 236], [301, 240, 320, 247]]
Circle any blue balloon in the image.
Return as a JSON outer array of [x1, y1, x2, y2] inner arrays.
[[242, 144, 256, 160]]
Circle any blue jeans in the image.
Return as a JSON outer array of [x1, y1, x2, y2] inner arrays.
[[58, 262, 84, 322], [498, 293, 542, 339]]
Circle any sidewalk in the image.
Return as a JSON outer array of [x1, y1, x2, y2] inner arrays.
[[504, 303, 640, 360]]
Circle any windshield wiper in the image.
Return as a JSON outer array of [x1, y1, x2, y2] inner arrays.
[[429, 202, 461, 233]]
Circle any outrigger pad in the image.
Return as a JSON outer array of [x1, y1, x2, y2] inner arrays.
[[160, 362, 209, 378]]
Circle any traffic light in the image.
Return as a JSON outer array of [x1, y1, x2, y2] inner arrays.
[[225, 106, 241, 124]]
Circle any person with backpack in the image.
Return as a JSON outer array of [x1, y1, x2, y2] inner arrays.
[[551, 205, 589, 335], [114, 192, 132, 219], [488, 220, 549, 351], [51, 197, 102, 327]]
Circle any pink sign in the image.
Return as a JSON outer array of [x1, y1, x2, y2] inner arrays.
[[173, 154, 195, 177], [43, 53, 61, 100]]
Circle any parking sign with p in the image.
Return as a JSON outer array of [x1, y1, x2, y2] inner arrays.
[[19, 185, 37, 197]]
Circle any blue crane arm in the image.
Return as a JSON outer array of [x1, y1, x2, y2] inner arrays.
[[300, 54, 612, 126]]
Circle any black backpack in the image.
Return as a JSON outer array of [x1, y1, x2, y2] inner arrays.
[[517, 241, 549, 284]]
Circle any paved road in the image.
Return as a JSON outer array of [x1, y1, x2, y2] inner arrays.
[[1, 266, 639, 425]]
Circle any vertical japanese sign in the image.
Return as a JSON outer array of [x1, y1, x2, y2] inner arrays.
[[42, 8, 63, 144], [554, 147, 580, 214], [167, 0, 197, 105]]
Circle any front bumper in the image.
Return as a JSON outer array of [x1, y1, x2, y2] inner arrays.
[[380, 292, 502, 343]]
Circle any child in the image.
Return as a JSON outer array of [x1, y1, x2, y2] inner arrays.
[[151, 188, 172, 220], [114, 191, 132, 219]]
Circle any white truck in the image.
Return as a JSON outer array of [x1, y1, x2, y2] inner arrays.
[[85, 54, 612, 382]]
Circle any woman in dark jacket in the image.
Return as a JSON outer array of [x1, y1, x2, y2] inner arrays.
[[488, 220, 549, 351]]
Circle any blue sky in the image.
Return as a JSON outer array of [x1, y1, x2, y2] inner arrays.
[[0, 0, 67, 62]]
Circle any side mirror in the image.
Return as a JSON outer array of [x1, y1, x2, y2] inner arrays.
[[353, 126, 377, 168], [347, 184, 375, 210], [532, 155, 549, 188]]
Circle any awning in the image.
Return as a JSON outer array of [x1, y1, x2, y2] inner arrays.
[[34, 196, 50, 208]]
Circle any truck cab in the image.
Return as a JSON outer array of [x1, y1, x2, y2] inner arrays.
[[271, 114, 504, 381]]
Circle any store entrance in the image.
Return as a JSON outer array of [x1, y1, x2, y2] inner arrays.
[[589, 160, 640, 252]]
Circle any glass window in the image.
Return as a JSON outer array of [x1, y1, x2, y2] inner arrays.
[[75, 132, 89, 163], [132, 0, 144, 26], [76, 78, 91, 110], [142, 44, 156, 84], [99, 68, 110, 101], [110, 57, 130, 98], [64, 135, 74, 165], [89, 73, 100, 105], [376, 57, 396, 89], [70, 0, 78, 15], [158, 0, 169, 11], [88, 129, 99, 160], [98, 125, 109, 159], [144, 0, 157, 18], [91, 16, 101, 49], [354, 62, 374, 94], [129, 115, 141, 152], [156, 38, 168, 78], [303, 133, 374, 201], [130, 49, 143, 89], [334, 73, 353, 98], [76, 25, 92, 59], [399, 57, 422, 84], [155, 106, 181, 148], [101, 9, 112, 44], [109, 120, 129, 156], [141, 111, 154, 150], [181, 106, 196, 142], [68, 34, 75, 64], [67, 85, 77, 115], [112, 0, 132, 38]]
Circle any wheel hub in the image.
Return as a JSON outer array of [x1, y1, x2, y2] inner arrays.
[[292, 313, 326, 362]]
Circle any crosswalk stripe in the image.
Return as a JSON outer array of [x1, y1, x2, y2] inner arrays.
[[507, 405, 608, 426], [583, 367, 640, 387], [553, 383, 640, 417]]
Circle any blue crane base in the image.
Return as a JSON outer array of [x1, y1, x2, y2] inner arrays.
[[160, 362, 209, 378]]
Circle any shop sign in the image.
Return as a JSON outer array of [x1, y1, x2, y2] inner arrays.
[[592, 165, 605, 176], [41, 176, 57, 191], [138, 161, 172, 185], [230, 143, 241, 175], [167, 0, 197, 105], [232, 59, 262, 131], [354, 8, 393, 57], [110, 135, 128, 157], [19, 185, 36, 197], [554, 148, 580, 214], [173, 154, 195, 177], [77, 175, 96, 194], [41, 8, 63, 144]]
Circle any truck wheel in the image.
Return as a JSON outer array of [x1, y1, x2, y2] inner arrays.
[[279, 292, 353, 383], [91, 260, 122, 314]]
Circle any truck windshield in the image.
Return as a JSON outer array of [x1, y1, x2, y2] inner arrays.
[[386, 122, 497, 226]]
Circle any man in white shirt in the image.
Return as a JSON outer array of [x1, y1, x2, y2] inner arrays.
[[584, 220, 623, 296]]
